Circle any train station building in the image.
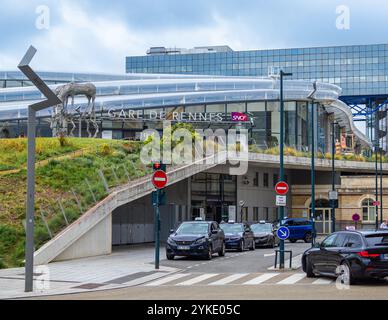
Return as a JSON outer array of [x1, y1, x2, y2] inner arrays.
[[1, 44, 388, 262]]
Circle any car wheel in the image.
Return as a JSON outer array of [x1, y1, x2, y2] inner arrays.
[[337, 261, 355, 286], [289, 239, 297, 243], [270, 239, 276, 248], [305, 256, 315, 278], [249, 240, 255, 251], [304, 233, 313, 243], [166, 254, 175, 261], [219, 243, 226, 257], [238, 240, 244, 252]]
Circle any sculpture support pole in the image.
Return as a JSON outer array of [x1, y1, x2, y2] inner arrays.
[[18, 46, 61, 292], [25, 107, 36, 292]]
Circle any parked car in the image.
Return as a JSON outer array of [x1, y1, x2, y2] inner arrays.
[[251, 221, 279, 248], [219, 221, 255, 251], [166, 220, 225, 260], [281, 218, 313, 243], [302, 230, 388, 285]]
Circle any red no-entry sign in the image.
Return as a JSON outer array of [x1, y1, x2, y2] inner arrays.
[[152, 170, 168, 189], [275, 181, 289, 195]]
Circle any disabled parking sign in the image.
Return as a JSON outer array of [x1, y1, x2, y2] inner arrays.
[[277, 227, 290, 240]]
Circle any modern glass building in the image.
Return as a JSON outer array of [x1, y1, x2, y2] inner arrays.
[[0, 72, 371, 154], [126, 44, 388, 151], [126, 44, 388, 97]]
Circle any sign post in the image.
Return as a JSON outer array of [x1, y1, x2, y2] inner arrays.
[[275, 181, 289, 269], [152, 164, 168, 270], [352, 213, 361, 230]]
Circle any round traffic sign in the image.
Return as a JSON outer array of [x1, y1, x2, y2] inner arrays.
[[352, 213, 360, 222], [277, 226, 290, 240], [275, 181, 289, 195], [152, 170, 168, 189]]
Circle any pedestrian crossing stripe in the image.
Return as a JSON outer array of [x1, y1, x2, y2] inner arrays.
[[141, 272, 335, 287], [209, 274, 249, 286], [243, 273, 279, 285]]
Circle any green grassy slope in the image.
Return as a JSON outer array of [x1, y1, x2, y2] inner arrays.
[[0, 138, 151, 269]]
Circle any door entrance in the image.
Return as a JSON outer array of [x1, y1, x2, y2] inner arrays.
[[309, 199, 332, 235], [314, 208, 332, 235]]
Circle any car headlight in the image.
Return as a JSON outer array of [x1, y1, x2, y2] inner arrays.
[[194, 237, 207, 245], [167, 238, 176, 245]]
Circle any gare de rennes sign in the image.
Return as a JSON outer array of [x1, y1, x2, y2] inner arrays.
[[107, 109, 250, 123]]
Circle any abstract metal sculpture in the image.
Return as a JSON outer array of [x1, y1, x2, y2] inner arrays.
[[51, 82, 98, 138]]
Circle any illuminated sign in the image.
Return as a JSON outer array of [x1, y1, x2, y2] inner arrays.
[[231, 112, 249, 122], [108, 109, 233, 123]]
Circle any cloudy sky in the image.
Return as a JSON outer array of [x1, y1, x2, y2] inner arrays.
[[0, 0, 387, 73]]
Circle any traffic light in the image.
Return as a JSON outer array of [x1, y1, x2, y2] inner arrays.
[[153, 162, 166, 172], [152, 162, 167, 206]]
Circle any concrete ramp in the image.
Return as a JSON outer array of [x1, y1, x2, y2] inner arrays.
[[34, 153, 227, 265]]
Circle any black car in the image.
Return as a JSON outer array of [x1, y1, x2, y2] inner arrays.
[[251, 222, 279, 248], [166, 220, 225, 260], [219, 222, 255, 251], [302, 230, 388, 285]]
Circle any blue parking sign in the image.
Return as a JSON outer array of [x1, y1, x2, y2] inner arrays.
[[277, 227, 290, 240]]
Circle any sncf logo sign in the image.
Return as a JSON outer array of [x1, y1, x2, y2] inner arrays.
[[231, 112, 249, 122]]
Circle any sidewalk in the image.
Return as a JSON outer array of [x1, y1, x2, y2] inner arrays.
[[0, 245, 179, 300]]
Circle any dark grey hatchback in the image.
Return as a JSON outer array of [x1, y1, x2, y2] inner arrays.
[[302, 230, 388, 285], [166, 220, 225, 260]]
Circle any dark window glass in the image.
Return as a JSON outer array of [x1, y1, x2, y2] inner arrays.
[[253, 172, 259, 187], [321, 234, 337, 248], [365, 234, 388, 246], [344, 234, 363, 248], [263, 173, 269, 187], [334, 233, 348, 247]]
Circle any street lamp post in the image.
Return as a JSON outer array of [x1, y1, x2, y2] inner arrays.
[[279, 70, 292, 269], [331, 120, 336, 233], [380, 147, 383, 226], [311, 102, 316, 246], [18, 46, 61, 292], [375, 111, 379, 231]]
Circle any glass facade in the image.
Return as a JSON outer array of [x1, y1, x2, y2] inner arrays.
[[126, 44, 388, 97]]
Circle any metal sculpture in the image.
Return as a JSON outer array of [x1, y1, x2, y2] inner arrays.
[[50, 82, 98, 138]]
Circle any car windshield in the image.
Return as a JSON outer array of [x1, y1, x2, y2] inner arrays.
[[251, 224, 272, 233], [176, 223, 209, 235], [220, 224, 244, 233], [365, 234, 388, 246]]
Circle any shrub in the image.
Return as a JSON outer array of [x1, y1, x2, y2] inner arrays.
[[0, 225, 19, 252], [284, 147, 298, 157], [324, 153, 333, 160], [58, 134, 68, 147], [0, 257, 6, 269], [100, 144, 113, 156], [264, 147, 280, 155]]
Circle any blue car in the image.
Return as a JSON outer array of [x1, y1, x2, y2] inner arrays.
[[281, 218, 313, 243]]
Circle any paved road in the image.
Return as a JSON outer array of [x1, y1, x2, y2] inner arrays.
[[26, 241, 388, 300], [17, 241, 388, 300], [158, 242, 309, 273], [36, 280, 388, 300]]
